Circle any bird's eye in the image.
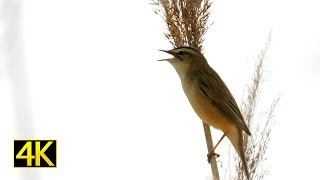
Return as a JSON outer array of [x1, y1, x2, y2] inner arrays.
[[178, 51, 186, 55]]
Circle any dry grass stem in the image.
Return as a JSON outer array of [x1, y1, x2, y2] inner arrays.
[[231, 32, 280, 180]]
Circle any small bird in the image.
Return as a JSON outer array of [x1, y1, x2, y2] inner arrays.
[[159, 47, 251, 179]]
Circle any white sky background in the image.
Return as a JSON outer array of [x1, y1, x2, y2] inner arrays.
[[0, 0, 320, 179]]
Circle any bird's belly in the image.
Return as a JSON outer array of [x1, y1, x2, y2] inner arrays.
[[182, 83, 232, 133]]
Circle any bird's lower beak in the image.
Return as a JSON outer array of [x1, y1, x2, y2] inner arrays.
[[158, 58, 174, 62], [158, 50, 175, 62]]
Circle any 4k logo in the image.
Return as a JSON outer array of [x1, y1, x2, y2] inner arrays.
[[14, 140, 57, 167]]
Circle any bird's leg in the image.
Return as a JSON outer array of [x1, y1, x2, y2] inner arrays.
[[207, 134, 226, 163]]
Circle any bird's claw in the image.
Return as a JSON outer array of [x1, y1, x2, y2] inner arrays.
[[207, 150, 220, 163]]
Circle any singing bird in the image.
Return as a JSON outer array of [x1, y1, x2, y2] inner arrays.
[[159, 47, 251, 179]]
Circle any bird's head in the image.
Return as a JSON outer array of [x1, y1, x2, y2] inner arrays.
[[159, 47, 208, 74]]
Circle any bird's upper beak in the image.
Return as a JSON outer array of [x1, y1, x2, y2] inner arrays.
[[158, 50, 175, 62]]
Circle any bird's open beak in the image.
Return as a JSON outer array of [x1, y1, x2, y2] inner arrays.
[[158, 50, 175, 62]]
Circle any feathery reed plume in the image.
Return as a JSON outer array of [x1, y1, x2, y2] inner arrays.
[[152, 0, 212, 52], [225, 32, 280, 180]]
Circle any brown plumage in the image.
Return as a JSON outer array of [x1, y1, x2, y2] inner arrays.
[[160, 47, 251, 179]]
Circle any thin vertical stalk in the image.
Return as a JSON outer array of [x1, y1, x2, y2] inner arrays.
[[2, 0, 39, 179], [203, 123, 220, 180]]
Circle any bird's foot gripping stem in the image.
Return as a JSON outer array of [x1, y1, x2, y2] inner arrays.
[[207, 133, 226, 163], [207, 150, 220, 163]]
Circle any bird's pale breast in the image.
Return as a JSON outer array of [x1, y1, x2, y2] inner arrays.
[[181, 77, 234, 134]]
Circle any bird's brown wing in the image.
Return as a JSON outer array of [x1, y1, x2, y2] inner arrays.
[[196, 68, 251, 136]]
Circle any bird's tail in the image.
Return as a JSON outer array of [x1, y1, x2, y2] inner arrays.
[[227, 128, 250, 180]]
